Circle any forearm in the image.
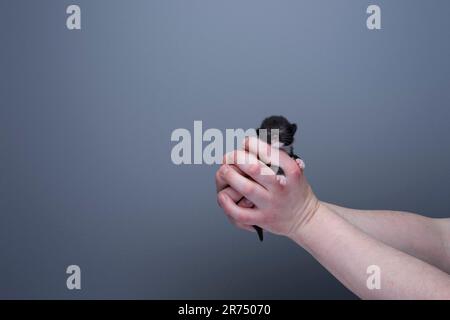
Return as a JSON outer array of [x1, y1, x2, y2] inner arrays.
[[289, 203, 450, 299], [323, 202, 450, 273]]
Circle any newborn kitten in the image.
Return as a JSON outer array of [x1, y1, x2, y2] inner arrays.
[[252, 115, 305, 241], [257, 115, 305, 186]]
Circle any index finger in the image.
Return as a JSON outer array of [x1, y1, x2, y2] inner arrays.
[[243, 136, 301, 178], [215, 164, 247, 192]]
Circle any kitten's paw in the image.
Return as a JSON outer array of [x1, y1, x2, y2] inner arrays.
[[276, 175, 287, 186], [296, 158, 305, 170]]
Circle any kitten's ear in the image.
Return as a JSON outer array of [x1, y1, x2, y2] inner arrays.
[[290, 123, 297, 135]]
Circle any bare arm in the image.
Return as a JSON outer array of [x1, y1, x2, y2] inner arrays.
[[216, 137, 450, 299], [323, 202, 450, 273], [290, 203, 450, 299]]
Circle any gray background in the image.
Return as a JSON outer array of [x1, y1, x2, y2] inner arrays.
[[1, 0, 449, 299]]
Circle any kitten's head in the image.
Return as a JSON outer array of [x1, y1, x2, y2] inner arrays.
[[257, 115, 297, 147]]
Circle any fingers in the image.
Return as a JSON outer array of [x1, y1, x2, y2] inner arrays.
[[228, 215, 256, 233], [238, 197, 254, 208], [234, 219, 256, 232], [218, 164, 269, 206], [243, 135, 274, 165], [224, 150, 279, 190], [217, 186, 244, 204], [244, 136, 302, 180], [296, 158, 306, 170], [217, 192, 263, 225], [217, 186, 255, 232], [215, 164, 246, 192], [217, 185, 255, 207]]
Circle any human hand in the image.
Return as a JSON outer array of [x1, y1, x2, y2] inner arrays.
[[215, 137, 320, 238]]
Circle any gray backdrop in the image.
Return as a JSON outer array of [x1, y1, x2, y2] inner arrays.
[[1, 0, 449, 299]]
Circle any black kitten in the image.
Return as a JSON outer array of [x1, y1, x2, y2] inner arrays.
[[252, 115, 305, 241]]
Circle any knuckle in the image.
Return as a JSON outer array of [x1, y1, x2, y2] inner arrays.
[[247, 136, 257, 144], [222, 167, 230, 178], [288, 164, 302, 178], [231, 150, 240, 164], [222, 153, 228, 165], [237, 212, 250, 224], [215, 170, 222, 182], [223, 151, 236, 164], [271, 176, 283, 187], [223, 206, 234, 218], [217, 192, 225, 206], [234, 150, 246, 165], [248, 164, 260, 176], [242, 183, 255, 196], [246, 136, 259, 150]]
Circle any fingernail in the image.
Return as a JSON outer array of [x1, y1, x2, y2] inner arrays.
[[219, 193, 228, 204], [217, 194, 225, 207], [250, 164, 260, 174]]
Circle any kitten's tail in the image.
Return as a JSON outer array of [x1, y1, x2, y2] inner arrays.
[[253, 225, 264, 242]]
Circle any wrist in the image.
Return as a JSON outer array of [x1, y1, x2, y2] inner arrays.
[[286, 201, 331, 246], [284, 192, 321, 239]]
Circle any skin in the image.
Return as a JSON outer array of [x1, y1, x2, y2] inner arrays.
[[323, 203, 450, 274], [216, 136, 450, 299]]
